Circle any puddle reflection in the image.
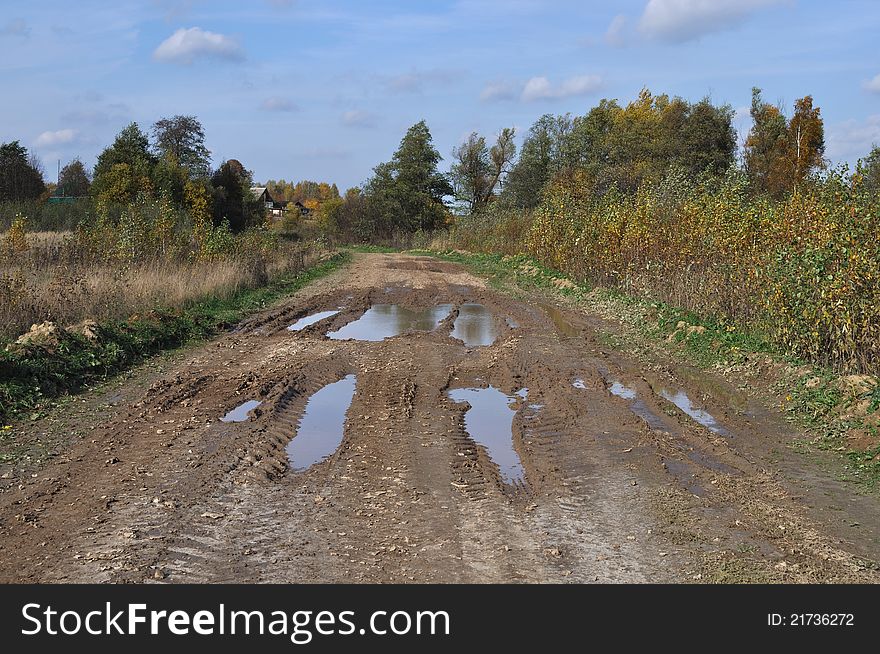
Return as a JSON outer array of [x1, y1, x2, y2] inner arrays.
[[287, 375, 357, 472], [448, 386, 527, 485], [328, 304, 452, 341], [220, 400, 262, 423], [452, 303, 498, 347]]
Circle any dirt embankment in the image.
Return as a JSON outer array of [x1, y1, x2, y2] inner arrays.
[[0, 253, 877, 583]]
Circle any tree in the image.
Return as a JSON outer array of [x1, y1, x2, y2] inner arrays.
[[677, 99, 736, 177], [504, 114, 572, 208], [92, 123, 156, 207], [450, 128, 517, 214], [361, 161, 403, 238], [451, 132, 491, 214], [745, 89, 825, 196], [151, 115, 211, 178], [487, 128, 517, 199], [391, 120, 453, 231], [362, 120, 452, 235], [788, 95, 825, 187], [566, 99, 620, 186], [856, 145, 880, 192], [152, 152, 189, 205], [211, 159, 263, 232], [57, 158, 91, 197], [0, 141, 45, 201]]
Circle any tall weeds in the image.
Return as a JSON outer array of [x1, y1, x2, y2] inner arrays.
[[444, 168, 880, 374], [0, 195, 309, 340]]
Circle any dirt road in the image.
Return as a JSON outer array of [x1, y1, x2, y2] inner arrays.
[[1, 252, 878, 583]]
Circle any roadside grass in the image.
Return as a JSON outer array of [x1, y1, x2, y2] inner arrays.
[[0, 252, 350, 426], [420, 248, 880, 489]]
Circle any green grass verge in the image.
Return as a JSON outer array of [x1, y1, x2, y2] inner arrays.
[[0, 251, 350, 424]]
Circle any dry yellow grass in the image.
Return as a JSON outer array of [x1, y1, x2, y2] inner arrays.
[[0, 229, 307, 339]]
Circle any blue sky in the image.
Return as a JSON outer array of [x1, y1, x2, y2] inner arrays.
[[2, 0, 879, 189]]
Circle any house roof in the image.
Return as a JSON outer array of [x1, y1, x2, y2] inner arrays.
[[250, 186, 268, 199]]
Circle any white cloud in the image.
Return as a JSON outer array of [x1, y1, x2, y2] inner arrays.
[[638, 0, 786, 43], [863, 74, 880, 94], [521, 75, 602, 102], [341, 110, 377, 128], [604, 15, 628, 47], [479, 81, 518, 102], [34, 129, 77, 148], [153, 27, 243, 64], [260, 96, 298, 112], [826, 115, 880, 163], [0, 18, 30, 37]]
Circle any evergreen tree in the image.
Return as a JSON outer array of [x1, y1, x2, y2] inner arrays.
[[0, 141, 45, 201], [362, 120, 452, 235]]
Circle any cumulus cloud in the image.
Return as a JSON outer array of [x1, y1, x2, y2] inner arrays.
[[479, 81, 518, 102], [153, 27, 243, 64], [0, 18, 30, 38], [863, 74, 880, 94], [826, 115, 880, 162], [638, 0, 786, 43], [34, 129, 78, 148], [521, 74, 602, 102], [260, 96, 299, 112], [341, 110, 377, 128], [604, 15, 628, 47]]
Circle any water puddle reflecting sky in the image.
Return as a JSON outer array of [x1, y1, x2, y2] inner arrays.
[[327, 304, 452, 341], [659, 389, 731, 436], [220, 400, 262, 423], [448, 386, 527, 485], [287, 375, 357, 472], [288, 309, 341, 331], [451, 303, 498, 347]]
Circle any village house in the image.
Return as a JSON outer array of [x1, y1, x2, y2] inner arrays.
[[250, 186, 287, 218]]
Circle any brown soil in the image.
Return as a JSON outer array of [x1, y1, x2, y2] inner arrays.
[[0, 252, 877, 583]]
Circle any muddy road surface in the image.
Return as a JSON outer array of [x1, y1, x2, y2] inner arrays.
[[1, 253, 878, 583]]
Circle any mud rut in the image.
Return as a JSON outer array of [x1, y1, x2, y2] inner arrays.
[[0, 253, 877, 583]]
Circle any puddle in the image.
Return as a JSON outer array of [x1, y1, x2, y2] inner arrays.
[[540, 304, 580, 337], [220, 400, 262, 423], [327, 304, 452, 341], [451, 303, 499, 347], [288, 309, 341, 331], [608, 381, 636, 400], [659, 389, 731, 436], [675, 366, 750, 415], [286, 375, 357, 472], [505, 317, 519, 329], [602, 379, 668, 431], [448, 386, 526, 485], [572, 378, 587, 389]]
